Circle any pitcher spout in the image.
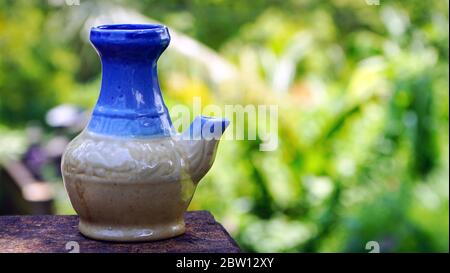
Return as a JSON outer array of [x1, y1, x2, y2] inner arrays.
[[182, 116, 229, 140], [180, 116, 229, 183]]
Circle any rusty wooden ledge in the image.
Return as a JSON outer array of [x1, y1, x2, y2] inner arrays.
[[0, 211, 240, 253]]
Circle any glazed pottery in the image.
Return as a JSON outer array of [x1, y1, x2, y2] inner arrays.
[[61, 24, 229, 242]]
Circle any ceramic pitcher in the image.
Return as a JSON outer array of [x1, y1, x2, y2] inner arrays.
[[61, 24, 229, 242]]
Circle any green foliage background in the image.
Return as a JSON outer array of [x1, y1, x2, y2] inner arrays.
[[0, 0, 448, 252]]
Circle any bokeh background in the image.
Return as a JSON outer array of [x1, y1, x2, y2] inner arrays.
[[0, 0, 448, 252]]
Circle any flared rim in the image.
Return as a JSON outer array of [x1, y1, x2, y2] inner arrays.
[[90, 24, 170, 45], [92, 24, 166, 32]]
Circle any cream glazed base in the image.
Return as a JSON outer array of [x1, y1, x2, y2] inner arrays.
[[61, 130, 214, 242]]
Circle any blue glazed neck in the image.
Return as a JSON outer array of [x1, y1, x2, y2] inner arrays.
[[88, 24, 174, 137]]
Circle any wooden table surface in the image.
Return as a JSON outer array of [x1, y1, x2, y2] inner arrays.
[[0, 210, 240, 253]]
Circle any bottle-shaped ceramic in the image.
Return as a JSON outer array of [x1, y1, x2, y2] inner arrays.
[[61, 24, 229, 242]]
